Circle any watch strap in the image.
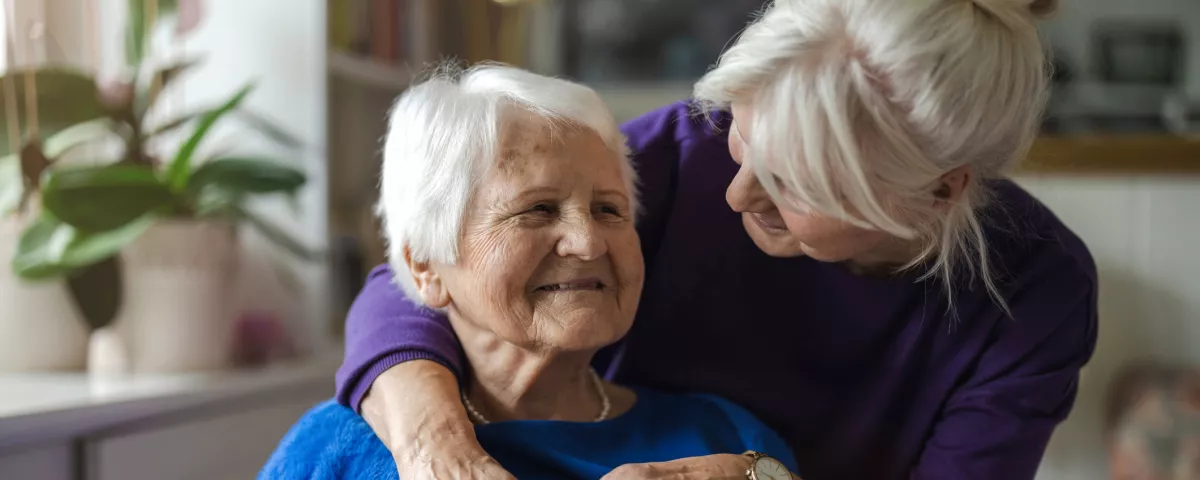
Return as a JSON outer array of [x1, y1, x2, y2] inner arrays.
[[742, 450, 764, 479]]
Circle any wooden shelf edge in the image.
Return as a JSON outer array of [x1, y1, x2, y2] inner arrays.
[[1017, 135, 1200, 175], [327, 50, 413, 91]]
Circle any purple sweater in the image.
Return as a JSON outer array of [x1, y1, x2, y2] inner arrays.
[[336, 101, 1098, 480]]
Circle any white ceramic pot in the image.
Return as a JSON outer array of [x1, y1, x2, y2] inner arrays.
[[113, 220, 240, 373], [0, 216, 90, 372]]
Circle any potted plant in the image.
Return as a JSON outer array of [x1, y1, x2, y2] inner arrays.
[[5, 0, 318, 373], [0, 70, 110, 372]]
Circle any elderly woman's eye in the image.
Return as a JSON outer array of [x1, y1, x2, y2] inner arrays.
[[595, 204, 624, 219], [528, 204, 555, 214]]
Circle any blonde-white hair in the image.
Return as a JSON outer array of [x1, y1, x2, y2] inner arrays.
[[377, 63, 635, 303], [693, 0, 1057, 314]]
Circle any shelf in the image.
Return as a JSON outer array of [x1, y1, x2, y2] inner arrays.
[[327, 50, 412, 91], [0, 349, 340, 449], [1019, 135, 1200, 175]]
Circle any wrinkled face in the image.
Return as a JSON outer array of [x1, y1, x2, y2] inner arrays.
[[725, 102, 896, 263], [432, 114, 643, 353]]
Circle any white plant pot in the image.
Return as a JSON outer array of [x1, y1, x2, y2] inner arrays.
[[0, 216, 90, 372], [113, 220, 240, 373]]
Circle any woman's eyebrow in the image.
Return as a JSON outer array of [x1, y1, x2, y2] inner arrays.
[[511, 186, 559, 200], [594, 188, 629, 202]]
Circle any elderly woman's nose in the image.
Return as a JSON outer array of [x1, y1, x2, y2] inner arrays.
[[555, 215, 607, 260], [726, 162, 772, 213]]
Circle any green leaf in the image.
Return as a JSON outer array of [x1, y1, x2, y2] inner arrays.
[[125, 0, 179, 68], [188, 157, 306, 197], [11, 212, 153, 281], [43, 119, 116, 159], [233, 205, 322, 262], [11, 213, 75, 280], [42, 164, 175, 231], [234, 109, 305, 151], [165, 84, 255, 192], [148, 107, 304, 154], [59, 215, 154, 267], [66, 258, 123, 331], [137, 57, 202, 115], [0, 68, 109, 155], [146, 110, 200, 138], [0, 153, 20, 215]]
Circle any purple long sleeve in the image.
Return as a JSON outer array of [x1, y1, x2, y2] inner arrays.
[[334, 265, 464, 410]]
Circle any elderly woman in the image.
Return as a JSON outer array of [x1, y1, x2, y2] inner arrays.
[[258, 65, 799, 480], [337, 0, 1099, 479]]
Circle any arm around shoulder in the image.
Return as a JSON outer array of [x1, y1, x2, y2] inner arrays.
[[361, 360, 514, 479], [335, 265, 512, 478], [335, 264, 465, 410]]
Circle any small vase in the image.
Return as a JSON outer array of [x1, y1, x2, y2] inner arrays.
[[0, 216, 90, 372], [112, 219, 240, 373]]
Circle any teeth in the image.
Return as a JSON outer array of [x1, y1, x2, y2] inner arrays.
[[537, 282, 604, 292]]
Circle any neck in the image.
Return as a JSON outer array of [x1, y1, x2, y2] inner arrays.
[[846, 236, 927, 277], [451, 313, 603, 423]]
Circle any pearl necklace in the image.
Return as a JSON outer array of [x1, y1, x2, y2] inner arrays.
[[461, 368, 611, 425]]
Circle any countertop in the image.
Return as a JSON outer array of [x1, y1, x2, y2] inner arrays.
[[0, 350, 340, 449]]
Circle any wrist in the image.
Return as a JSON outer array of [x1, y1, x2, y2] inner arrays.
[[388, 405, 477, 454], [361, 360, 475, 453], [392, 422, 487, 472]]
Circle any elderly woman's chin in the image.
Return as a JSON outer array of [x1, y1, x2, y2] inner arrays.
[[525, 289, 639, 352], [462, 276, 640, 353]]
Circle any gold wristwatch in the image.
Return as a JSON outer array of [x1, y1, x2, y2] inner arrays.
[[743, 450, 793, 480]]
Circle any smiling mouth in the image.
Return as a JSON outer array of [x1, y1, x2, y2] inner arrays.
[[534, 278, 607, 293], [750, 213, 788, 233]]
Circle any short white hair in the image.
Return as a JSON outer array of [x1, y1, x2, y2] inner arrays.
[[693, 0, 1058, 313], [377, 63, 636, 303]]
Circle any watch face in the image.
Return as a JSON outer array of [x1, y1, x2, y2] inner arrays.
[[753, 457, 790, 480]]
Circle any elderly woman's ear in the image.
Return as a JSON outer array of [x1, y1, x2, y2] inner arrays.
[[403, 246, 451, 308]]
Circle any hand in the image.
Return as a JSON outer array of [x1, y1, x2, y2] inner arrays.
[[602, 454, 761, 480]]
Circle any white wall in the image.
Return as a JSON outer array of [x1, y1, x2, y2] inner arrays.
[[94, 0, 332, 350], [1020, 174, 1200, 480], [178, 1, 330, 350]]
